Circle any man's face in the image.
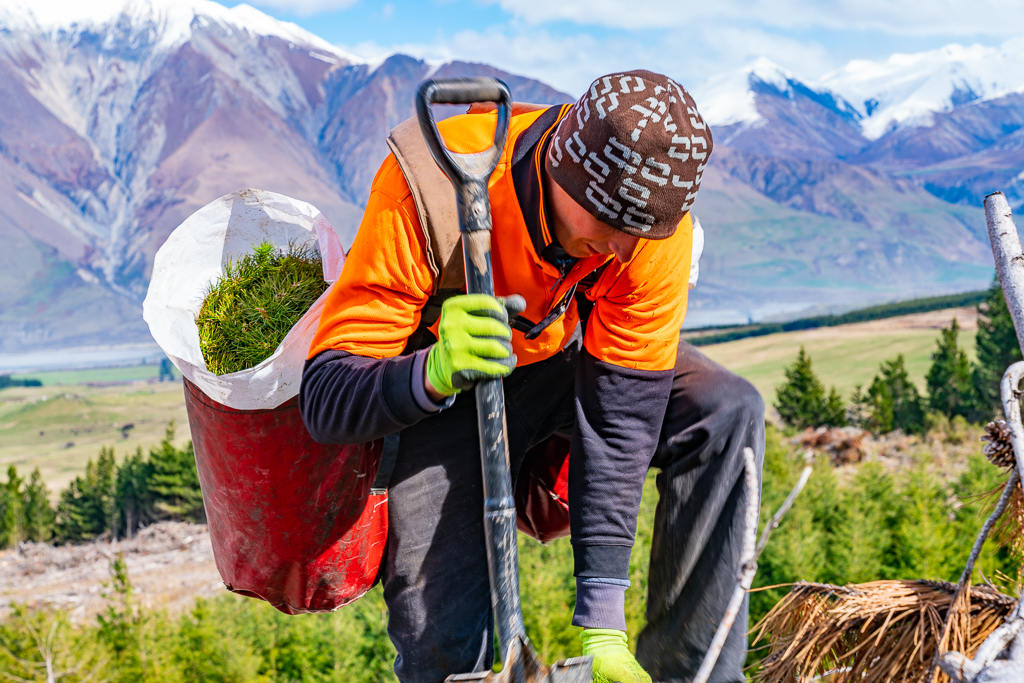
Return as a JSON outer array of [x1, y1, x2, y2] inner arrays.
[[545, 163, 642, 264]]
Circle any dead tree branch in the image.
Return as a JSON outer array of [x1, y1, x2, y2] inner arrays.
[[931, 467, 1020, 681], [691, 447, 760, 683], [755, 450, 813, 559], [937, 194, 1024, 682], [694, 447, 815, 683]]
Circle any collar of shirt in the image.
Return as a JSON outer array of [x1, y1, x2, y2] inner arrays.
[[510, 105, 576, 278]]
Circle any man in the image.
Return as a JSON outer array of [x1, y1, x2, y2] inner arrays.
[[301, 70, 765, 683]]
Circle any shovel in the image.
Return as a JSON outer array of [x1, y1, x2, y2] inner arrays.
[[416, 78, 593, 683]]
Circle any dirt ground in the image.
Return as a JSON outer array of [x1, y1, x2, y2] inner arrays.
[[0, 522, 222, 622]]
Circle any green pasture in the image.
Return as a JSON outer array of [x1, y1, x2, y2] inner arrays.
[[702, 311, 977, 402], [0, 381, 190, 498], [9, 364, 167, 386]]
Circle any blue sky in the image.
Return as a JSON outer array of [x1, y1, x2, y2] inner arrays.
[[208, 0, 1023, 95]]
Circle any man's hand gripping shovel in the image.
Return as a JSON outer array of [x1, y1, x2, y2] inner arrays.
[[416, 78, 593, 683]]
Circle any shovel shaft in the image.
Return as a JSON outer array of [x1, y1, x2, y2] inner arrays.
[[462, 209, 526, 653], [418, 79, 591, 682], [416, 79, 525, 658]]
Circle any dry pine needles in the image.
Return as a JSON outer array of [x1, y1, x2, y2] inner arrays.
[[752, 580, 1016, 683], [196, 241, 328, 375]]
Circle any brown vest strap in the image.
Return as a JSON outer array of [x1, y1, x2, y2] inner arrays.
[[386, 103, 553, 295], [386, 118, 464, 294]]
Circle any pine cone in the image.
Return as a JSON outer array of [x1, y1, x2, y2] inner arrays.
[[982, 420, 1017, 469]]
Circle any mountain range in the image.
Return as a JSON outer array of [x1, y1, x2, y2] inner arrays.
[[0, 0, 1021, 351]]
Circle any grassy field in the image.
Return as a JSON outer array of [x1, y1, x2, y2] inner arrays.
[[10, 364, 167, 386], [701, 306, 978, 401], [0, 380, 190, 499]]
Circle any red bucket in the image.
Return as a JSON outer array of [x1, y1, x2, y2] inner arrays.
[[183, 379, 386, 614]]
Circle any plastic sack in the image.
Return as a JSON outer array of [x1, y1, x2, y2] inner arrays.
[[143, 188, 345, 410], [144, 189, 384, 614]]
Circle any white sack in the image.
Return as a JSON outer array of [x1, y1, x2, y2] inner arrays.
[[143, 189, 345, 411]]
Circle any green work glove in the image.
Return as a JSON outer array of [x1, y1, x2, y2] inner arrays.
[[580, 629, 651, 683], [425, 293, 526, 396]]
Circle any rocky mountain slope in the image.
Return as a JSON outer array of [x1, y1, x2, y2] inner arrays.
[[0, 0, 1020, 347]]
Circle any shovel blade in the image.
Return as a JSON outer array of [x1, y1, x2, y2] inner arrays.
[[445, 636, 592, 683]]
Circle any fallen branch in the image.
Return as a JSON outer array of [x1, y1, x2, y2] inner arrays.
[[753, 580, 1016, 683], [693, 446, 814, 683], [691, 447, 760, 683], [936, 193, 1024, 682], [930, 467, 1020, 682], [755, 450, 813, 559]]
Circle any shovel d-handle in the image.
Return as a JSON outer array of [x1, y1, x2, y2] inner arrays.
[[416, 77, 527, 664], [416, 78, 512, 194]]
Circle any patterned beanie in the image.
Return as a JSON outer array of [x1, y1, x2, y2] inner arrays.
[[547, 70, 712, 239]]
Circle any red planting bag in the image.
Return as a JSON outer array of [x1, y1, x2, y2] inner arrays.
[[183, 379, 386, 614], [515, 436, 571, 544]]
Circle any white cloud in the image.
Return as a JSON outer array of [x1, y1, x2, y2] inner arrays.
[[245, 0, 358, 17], [338, 21, 836, 96], [480, 0, 1024, 37]]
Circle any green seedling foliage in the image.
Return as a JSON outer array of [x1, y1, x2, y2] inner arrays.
[[197, 241, 328, 375]]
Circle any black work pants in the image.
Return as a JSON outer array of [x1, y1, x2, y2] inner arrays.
[[381, 338, 765, 683]]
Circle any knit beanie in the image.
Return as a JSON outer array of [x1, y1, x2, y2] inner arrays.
[[547, 70, 712, 239]]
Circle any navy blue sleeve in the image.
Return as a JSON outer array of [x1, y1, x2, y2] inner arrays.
[[569, 348, 673, 582], [299, 347, 451, 444]]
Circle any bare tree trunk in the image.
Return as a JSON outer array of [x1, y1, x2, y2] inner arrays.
[[937, 194, 1024, 682]]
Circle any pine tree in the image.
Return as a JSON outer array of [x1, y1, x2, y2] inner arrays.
[[21, 469, 54, 543], [94, 447, 119, 540], [848, 384, 870, 427], [97, 554, 148, 682], [926, 318, 975, 420], [0, 466, 25, 548], [973, 277, 1022, 418], [824, 387, 847, 427], [55, 479, 95, 544], [55, 450, 119, 544], [116, 448, 152, 539], [775, 347, 846, 429], [865, 355, 924, 435], [147, 424, 205, 522]]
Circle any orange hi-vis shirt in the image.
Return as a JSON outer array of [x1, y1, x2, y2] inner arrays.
[[309, 106, 694, 373]]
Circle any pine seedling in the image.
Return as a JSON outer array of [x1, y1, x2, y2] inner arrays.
[[196, 241, 328, 375]]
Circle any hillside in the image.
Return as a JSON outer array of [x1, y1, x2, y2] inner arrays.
[[0, 381, 190, 497], [701, 306, 977, 400]]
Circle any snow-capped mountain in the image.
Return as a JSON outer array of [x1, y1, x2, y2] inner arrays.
[[0, 0, 1019, 348], [820, 39, 1024, 140], [0, 0, 569, 351], [689, 44, 1024, 231], [695, 37, 1024, 142]]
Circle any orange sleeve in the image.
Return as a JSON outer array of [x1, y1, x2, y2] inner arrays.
[[584, 214, 693, 372], [308, 156, 435, 360]]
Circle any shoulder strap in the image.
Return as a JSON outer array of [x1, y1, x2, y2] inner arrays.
[[386, 103, 555, 295], [386, 118, 464, 293]]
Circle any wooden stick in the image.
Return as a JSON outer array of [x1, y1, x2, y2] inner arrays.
[[691, 447, 760, 683], [930, 468, 1020, 682], [998, 362, 1024, 621], [755, 450, 813, 559], [986, 193, 1024, 359]]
